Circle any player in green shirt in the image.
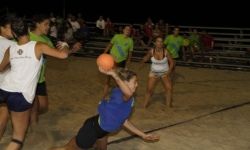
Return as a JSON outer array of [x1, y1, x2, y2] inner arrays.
[[103, 25, 133, 101], [164, 26, 184, 83], [164, 27, 184, 59], [29, 14, 53, 127], [29, 15, 81, 127]]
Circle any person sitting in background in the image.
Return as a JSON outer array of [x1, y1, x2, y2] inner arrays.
[[104, 17, 113, 37], [200, 30, 214, 51], [188, 28, 201, 61], [144, 17, 154, 46], [96, 16, 105, 36]]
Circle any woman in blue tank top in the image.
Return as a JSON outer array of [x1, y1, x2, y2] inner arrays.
[[51, 67, 159, 150]]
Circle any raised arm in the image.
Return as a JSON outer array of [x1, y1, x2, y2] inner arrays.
[[98, 67, 133, 101]]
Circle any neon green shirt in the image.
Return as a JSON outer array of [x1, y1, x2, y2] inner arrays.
[[29, 32, 54, 83], [164, 34, 184, 58], [110, 34, 133, 63]]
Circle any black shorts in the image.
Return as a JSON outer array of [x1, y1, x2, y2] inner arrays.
[[116, 60, 126, 68], [35, 82, 47, 96], [76, 115, 109, 149]]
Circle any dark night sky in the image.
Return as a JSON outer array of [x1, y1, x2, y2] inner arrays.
[[1, 0, 249, 27]]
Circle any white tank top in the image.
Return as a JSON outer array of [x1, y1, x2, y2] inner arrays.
[[1, 41, 43, 103], [0, 36, 15, 84], [150, 48, 169, 73]]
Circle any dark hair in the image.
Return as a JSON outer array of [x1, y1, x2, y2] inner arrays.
[[116, 68, 137, 81], [29, 14, 50, 31], [153, 35, 163, 42], [11, 18, 29, 38], [0, 15, 12, 27]]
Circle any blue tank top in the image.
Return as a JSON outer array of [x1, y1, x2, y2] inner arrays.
[[98, 88, 134, 132]]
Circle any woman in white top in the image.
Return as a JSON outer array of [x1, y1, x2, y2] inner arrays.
[[0, 15, 15, 140], [0, 18, 72, 150], [141, 36, 174, 108]]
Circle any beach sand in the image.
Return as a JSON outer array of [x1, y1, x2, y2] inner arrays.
[[1, 56, 249, 150]]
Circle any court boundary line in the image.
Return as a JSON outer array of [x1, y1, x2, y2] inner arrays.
[[108, 101, 250, 145]]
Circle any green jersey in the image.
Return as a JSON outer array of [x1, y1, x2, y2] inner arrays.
[[164, 34, 184, 58], [29, 32, 54, 83], [110, 34, 133, 63]]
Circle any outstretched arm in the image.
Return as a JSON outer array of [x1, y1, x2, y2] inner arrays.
[[35, 42, 70, 59], [123, 119, 160, 141], [57, 41, 82, 54]]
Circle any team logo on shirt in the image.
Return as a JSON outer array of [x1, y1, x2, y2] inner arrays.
[[17, 49, 23, 55]]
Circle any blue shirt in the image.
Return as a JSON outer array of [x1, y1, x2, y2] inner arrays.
[[98, 88, 134, 132]]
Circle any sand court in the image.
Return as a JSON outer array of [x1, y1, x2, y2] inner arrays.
[[0, 56, 249, 150]]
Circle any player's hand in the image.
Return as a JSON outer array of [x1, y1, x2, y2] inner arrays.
[[71, 42, 82, 53], [142, 134, 160, 142], [56, 41, 69, 50], [98, 66, 115, 76]]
